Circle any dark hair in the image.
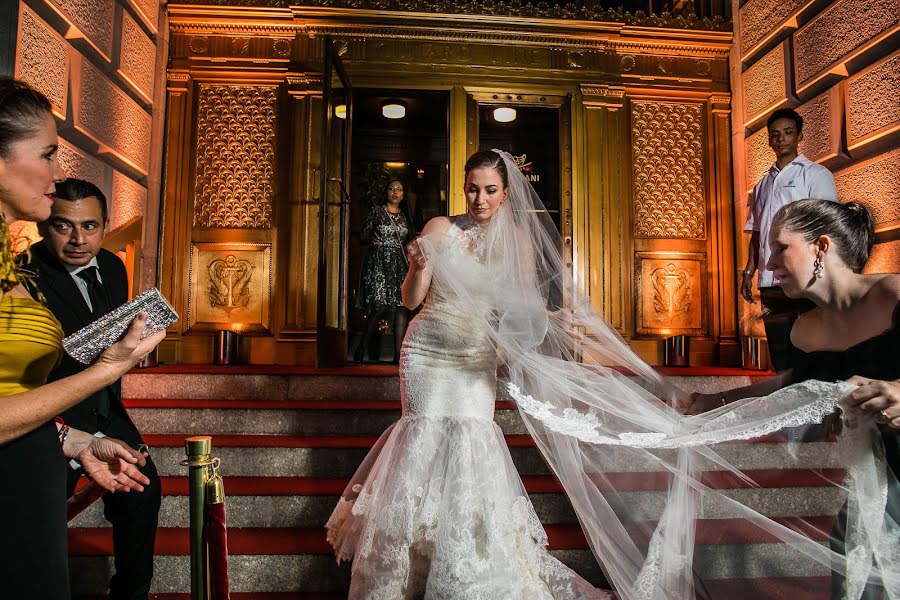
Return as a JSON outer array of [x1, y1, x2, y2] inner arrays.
[[464, 150, 508, 188], [773, 199, 875, 273], [379, 178, 413, 228], [53, 178, 109, 223], [767, 108, 803, 135], [0, 78, 53, 159]]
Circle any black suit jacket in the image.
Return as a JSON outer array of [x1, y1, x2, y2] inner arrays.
[[26, 242, 129, 431]]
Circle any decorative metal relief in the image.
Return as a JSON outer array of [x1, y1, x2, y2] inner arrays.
[[193, 85, 277, 228], [188, 243, 272, 333], [631, 101, 706, 239], [635, 252, 706, 336]]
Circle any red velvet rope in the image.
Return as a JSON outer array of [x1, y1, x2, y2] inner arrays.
[[205, 501, 230, 600], [66, 482, 106, 522]]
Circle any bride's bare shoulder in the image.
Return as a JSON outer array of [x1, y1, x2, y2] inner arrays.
[[421, 216, 452, 236]]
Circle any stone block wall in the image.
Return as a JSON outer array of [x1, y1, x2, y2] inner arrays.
[[5, 0, 161, 260], [733, 0, 900, 287]]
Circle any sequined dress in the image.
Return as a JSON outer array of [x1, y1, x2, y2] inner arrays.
[[327, 215, 609, 600], [357, 205, 411, 310]]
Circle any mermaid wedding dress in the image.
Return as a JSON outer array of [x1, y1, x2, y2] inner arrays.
[[326, 214, 610, 600]]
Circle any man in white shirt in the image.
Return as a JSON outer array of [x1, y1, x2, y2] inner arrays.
[[741, 108, 838, 370]]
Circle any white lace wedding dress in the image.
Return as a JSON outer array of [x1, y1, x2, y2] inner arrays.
[[326, 215, 610, 600]]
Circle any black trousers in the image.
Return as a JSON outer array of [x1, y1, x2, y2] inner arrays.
[[67, 410, 161, 600]]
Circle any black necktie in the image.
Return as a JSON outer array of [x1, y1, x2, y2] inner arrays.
[[77, 266, 110, 319], [76, 266, 112, 419]]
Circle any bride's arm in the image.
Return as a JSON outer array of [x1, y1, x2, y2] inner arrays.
[[401, 217, 450, 310]]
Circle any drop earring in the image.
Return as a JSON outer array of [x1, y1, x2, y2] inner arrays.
[[813, 256, 824, 279]]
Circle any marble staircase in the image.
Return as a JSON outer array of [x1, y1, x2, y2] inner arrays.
[[67, 365, 840, 599]]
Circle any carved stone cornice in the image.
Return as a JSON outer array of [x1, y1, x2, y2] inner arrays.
[[169, 0, 731, 32]]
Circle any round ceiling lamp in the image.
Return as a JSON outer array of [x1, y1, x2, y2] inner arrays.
[[493, 107, 517, 123], [334, 104, 347, 119], [382, 101, 406, 119]]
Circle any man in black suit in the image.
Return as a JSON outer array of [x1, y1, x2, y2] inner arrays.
[[27, 178, 160, 600]]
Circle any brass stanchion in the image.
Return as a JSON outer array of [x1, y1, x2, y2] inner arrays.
[[182, 436, 214, 600]]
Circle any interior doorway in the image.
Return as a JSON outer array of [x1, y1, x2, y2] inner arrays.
[[348, 89, 450, 363]]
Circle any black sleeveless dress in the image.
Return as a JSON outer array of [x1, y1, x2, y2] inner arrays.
[[788, 322, 900, 599], [0, 296, 69, 599]]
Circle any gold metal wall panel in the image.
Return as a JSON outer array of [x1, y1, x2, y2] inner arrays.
[[192, 84, 277, 229], [631, 100, 706, 239], [845, 50, 900, 153], [15, 3, 69, 120], [635, 252, 707, 336], [188, 243, 273, 333]]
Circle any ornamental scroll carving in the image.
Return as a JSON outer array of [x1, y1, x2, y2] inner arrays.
[[193, 85, 276, 228], [651, 263, 692, 322], [169, 0, 731, 30], [631, 101, 706, 239]]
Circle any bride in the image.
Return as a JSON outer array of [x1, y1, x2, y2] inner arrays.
[[326, 149, 900, 599]]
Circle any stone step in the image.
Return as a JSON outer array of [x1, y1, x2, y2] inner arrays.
[[124, 398, 527, 436], [123, 366, 765, 403], [139, 433, 849, 479], [67, 527, 831, 594]]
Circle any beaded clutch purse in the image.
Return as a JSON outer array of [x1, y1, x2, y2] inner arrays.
[[63, 287, 178, 364]]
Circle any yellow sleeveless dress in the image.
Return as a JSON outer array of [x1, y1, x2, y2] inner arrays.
[[0, 294, 70, 599]]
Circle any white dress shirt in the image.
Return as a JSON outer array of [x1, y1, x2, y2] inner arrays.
[[744, 154, 838, 288], [67, 256, 103, 312]]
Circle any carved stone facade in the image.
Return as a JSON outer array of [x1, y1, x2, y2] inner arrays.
[[15, 4, 69, 118], [733, 0, 900, 316], [73, 55, 152, 174], [12, 0, 161, 291], [118, 10, 157, 102], [796, 87, 842, 165], [57, 139, 108, 197], [738, 0, 804, 58], [793, 0, 898, 95], [834, 149, 900, 227], [192, 85, 277, 229], [631, 101, 706, 239], [742, 41, 788, 126], [845, 50, 900, 151], [47, 0, 116, 59], [110, 171, 147, 231]]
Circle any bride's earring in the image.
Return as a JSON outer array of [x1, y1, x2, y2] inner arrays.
[[813, 255, 824, 279]]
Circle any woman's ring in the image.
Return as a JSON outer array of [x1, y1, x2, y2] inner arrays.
[[880, 410, 891, 422]]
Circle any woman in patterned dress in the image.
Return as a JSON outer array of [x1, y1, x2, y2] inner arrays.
[[355, 179, 413, 363]]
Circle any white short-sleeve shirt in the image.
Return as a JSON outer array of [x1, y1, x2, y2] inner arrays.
[[744, 154, 838, 288]]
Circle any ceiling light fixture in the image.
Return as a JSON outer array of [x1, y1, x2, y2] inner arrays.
[[334, 104, 347, 119], [382, 101, 406, 119], [493, 107, 517, 123]]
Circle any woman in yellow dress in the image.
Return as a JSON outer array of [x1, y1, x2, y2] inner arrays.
[[0, 78, 164, 599]]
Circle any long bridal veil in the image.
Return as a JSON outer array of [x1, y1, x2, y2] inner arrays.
[[416, 150, 899, 599]]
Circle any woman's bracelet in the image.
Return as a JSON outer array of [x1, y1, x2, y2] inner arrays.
[[58, 424, 70, 446]]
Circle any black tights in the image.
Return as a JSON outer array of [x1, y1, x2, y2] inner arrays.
[[357, 308, 409, 362]]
